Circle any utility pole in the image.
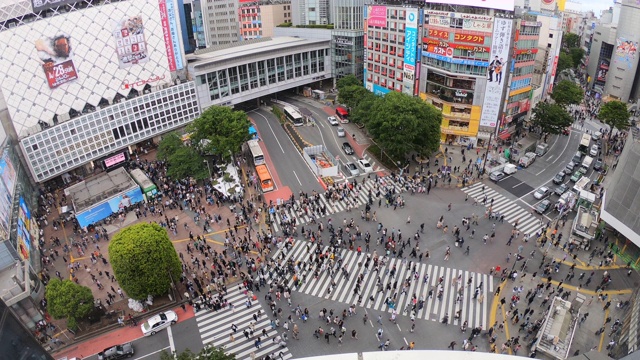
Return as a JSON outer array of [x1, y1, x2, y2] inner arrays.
[[481, 131, 494, 175]]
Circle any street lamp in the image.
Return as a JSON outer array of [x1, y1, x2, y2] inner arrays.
[[203, 160, 212, 179]]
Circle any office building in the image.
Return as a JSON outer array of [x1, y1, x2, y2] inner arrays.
[[238, 0, 292, 41], [201, 0, 241, 45], [332, 0, 365, 82], [291, 0, 330, 26]]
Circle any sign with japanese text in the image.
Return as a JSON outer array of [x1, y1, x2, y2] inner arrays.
[[480, 18, 513, 128], [165, 0, 184, 70], [367, 5, 387, 28], [158, 0, 177, 72], [428, 28, 449, 40], [428, 16, 451, 28], [454, 33, 485, 44], [424, 0, 514, 12], [423, 38, 489, 53], [425, 45, 453, 57], [424, 10, 493, 22], [462, 19, 492, 32], [403, 8, 418, 96]]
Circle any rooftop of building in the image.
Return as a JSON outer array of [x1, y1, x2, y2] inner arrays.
[[186, 37, 330, 68], [65, 167, 137, 212]]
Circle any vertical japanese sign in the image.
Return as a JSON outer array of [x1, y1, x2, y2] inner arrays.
[[165, 0, 184, 70], [480, 18, 512, 127], [158, 0, 177, 72], [403, 8, 418, 96]]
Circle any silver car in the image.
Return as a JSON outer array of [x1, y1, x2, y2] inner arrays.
[[344, 162, 360, 177], [489, 171, 505, 182], [337, 127, 346, 137]]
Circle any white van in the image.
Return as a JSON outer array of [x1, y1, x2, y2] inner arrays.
[[581, 156, 593, 171], [592, 131, 602, 141], [535, 143, 549, 156]]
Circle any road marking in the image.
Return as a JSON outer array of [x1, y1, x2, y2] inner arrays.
[[133, 347, 172, 359], [511, 181, 524, 188], [404, 337, 408, 345], [552, 131, 575, 164], [396, 323, 402, 331], [292, 170, 303, 186], [253, 111, 285, 153], [535, 168, 545, 176], [167, 326, 176, 353]]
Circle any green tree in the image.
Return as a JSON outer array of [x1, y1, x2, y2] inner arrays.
[[167, 146, 209, 180], [531, 102, 573, 135], [556, 52, 573, 74], [569, 47, 585, 68], [160, 346, 236, 360], [336, 74, 360, 91], [338, 85, 375, 114], [550, 80, 584, 107], [108, 223, 182, 300], [350, 91, 377, 125], [599, 100, 631, 132], [366, 92, 442, 160], [46, 279, 94, 326], [157, 132, 184, 161], [562, 32, 581, 49], [187, 106, 252, 162]]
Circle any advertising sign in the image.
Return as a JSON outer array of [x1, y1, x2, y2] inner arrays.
[[424, 0, 515, 12], [367, 6, 387, 27], [158, 0, 177, 72], [104, 152, 128, 168], [403, 9, 419, 96], [423, 51, 489, 67], [462, 19, 493, 32], [17, 197, 32, 261], [615, 37, 638, 69], [34, 34, 79, 89], [424, 10, 493, 22], [0, 180, 10, 241], [113, 15, 150, 69], [428, 28, 449, 40], [423, 38, 489, 53], [31, 0, 82, 12], [165, 0, 184, 70], [429, 16, 451, 28], [0, 151, 17, 198], [454, 33, 485, 44], [75, 187, 144, 228], [480, 18, 513, 128]]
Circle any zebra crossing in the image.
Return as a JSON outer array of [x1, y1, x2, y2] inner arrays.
[[268, 239, 493, 329], [194, 287, 293, 360], [461, 182, 542, 237], [269, 176, 403, 233]]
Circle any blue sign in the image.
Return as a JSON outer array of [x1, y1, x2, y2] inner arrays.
[[373, 84, 390, 96], [510, 78, 531, 90], [422, 51, 489, 67], [75, 187, 144, 228], [404, 27, 418, 66], [165, 0, 184, 70]]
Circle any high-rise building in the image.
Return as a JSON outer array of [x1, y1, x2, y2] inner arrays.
[[238, 0, 292, 41], [201, 0, 241, 45], [0, 299, 54, 360], [332, 0, 365, 82], [291, 0, 330, 26]]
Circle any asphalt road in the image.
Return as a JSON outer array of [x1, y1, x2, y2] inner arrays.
[[248, 107, 322, 195]]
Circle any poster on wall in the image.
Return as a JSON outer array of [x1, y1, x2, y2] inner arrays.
[[615, 37, 638, 69], [113, 15, 150, 68], [0, 151, 17, 198], [479, 18, 513, 128], [34, 33, 79, 89], [75, 187, 144, 228], [367, 6, 387, 27]]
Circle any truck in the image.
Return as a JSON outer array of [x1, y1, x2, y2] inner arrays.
[[573, 176, 590, 193], [503, 163, 517, 174], [581, 156, 593, 172], [535, 143, 549, 156], [518, 153, 536, 168]]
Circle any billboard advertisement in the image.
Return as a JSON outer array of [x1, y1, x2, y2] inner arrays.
[[480, 18, 513, 128], [0, 180, 10, 241], [615, 37, 638, 69], [165, 0, 184, 70], [0, 0, 173, 138], [75, 186, 144, 228], [17, 197, 32, 261], [31, 0, 83, 12], [403, 8, 419, 96], [367, 6, 387, 27], [0, 151, 17, 198], [424, 0, 514, 12]]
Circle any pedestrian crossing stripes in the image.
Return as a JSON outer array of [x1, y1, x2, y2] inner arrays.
[[194, 287, 293, 360], [269, 176, 403, 233], [461, 182, 542, 237], [268, 239, 493, 330], [362, 153, 384, 173]]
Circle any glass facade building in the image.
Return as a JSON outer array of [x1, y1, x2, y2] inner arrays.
[[0, 299, 53, 360]]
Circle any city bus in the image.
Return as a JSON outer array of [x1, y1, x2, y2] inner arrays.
[[247, 140, 264, 166], [129, 168, 158, 198], [283, 106, 304, 126], [578, 133, 591, 154], [335, 106, 349, 123], [255, 164, 274, 192]]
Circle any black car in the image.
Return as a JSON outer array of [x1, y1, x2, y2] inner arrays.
[[342, 142, 354, 155], [552, 171, 565, 185], [594, 158, 603, 171], [98, 342, 134, 360]]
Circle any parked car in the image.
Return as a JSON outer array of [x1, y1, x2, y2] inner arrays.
[[533, 186, 550, 200], [570, 170, 583, 183], [141, 310, 177, 336], [565, 162, 576, 173], [594, 158, 603, 171], [357, 159, 373, 173], [489, 171, 505, 182], [327, 116, 339, 126], [98, 343, 134, 360], [344, 162, 360, 176], [590, 144, 599, 157], [552, 171, 566, 185], [337, 127, 346, 137], [535, 199, 552, 214], [554, 183, 568, 196], [342, 142, 354, 155]]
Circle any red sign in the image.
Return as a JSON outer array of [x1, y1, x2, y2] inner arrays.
[[43, 59, 78, 89], [158, 0, 177, 72], [428, 28, 449, 40], [514, 48, 539, 55], [427, 45, 453, 57], [551, 55, 559, 77], [121, 74, 167, 90], [454, 33, 485, 44], [423, 38, 489, 52]]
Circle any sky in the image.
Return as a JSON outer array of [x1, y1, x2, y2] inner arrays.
[[575, 0, 615, 15]]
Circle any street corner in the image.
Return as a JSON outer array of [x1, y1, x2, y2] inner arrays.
[[263, 185, 293, 205]]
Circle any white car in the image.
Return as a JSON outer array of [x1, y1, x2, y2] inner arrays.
[[590, 144, 599, 157], [533, 186, 550, 200], [327, 116, 339, 126], [141, 310, 177, 336], [357, 159, 373, 173], [337, 127, 346, 137]]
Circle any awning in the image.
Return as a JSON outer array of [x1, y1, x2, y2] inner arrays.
[[498, 131, 511, 140]]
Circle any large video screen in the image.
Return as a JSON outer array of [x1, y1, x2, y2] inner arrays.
[[0, 0, 174, 138]]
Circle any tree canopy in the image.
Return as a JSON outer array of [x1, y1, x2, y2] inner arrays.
[[336, 74, 360, 91], [157, 132, 184, 161], [187, 106, 252, 162], [599, 100, 631, 132], [569, 47, 585, 68], [157, 132, 208, 180], [531, 102, 573, 135], [338, 85, 375, 114], [364, 91, 442, 160], [108, 223, 182, 300], [556, 52, 573, 74], [563, 33, 581, 49], [46, 279, 94, 322], [160, 346, 236, 360], [551, 80, 584, 107]]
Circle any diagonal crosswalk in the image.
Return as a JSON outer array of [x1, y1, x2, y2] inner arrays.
[[461, 182, 542, 237], [195, 287, 293, 360], [269, 176, 403, 233], [267, 240, 493, 330]]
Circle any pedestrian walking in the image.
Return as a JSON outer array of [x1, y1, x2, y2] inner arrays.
[[448, 341, 457, 350]]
